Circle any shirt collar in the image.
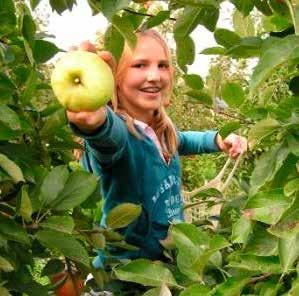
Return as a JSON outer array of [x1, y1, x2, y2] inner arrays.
[[133, 119, 150, 131]]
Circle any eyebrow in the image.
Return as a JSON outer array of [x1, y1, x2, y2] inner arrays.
[[132, 58, 169, 63]]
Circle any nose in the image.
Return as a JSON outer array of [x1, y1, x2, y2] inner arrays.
[[146, 66, 161, 82]]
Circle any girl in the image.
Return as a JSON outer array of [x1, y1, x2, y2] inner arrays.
[[67, 30, 247, 268]]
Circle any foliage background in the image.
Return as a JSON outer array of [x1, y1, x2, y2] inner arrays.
[[0, 0, 299, 295]]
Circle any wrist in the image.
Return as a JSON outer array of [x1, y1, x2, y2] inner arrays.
[[215, 133, 224, 151]]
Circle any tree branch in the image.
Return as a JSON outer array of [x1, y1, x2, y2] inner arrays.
[[124, 8, 176, 21]]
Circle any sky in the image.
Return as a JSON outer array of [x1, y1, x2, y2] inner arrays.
[[35, 0, 234, 77]]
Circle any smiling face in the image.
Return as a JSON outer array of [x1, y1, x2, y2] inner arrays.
[[116, 34, 172, 124]]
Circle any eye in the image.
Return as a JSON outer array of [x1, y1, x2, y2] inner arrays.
[[132, 63, 145, 68], [159, 63, 169, 69]]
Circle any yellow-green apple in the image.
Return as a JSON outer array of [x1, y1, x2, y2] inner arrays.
[[51, 50, 114, 112]]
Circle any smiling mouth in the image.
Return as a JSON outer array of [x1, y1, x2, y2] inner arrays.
[[140, 87, 161, 93]]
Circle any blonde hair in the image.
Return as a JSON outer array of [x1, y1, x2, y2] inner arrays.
[[112, 29, 178, 157]]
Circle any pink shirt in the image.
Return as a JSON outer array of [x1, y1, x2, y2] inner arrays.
[[134, 119, 167, 163]]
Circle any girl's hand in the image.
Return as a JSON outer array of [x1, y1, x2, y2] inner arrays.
[[66, 41, 116, 133], [66, 107, 107, 134], [216, 133, 247, 159]]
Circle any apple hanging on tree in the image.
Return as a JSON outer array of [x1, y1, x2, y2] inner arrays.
[[51, 51, 114, 112]]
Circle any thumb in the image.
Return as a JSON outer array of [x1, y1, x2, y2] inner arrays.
[[79, 41, 97, 53]]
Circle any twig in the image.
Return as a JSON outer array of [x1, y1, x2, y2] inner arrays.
[[124, 8, 176, 21], [184, 154, 243, 200], [248, 273, 272, 284]]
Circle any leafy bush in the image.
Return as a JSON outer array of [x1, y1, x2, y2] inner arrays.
[[1, 0, 299, 295]]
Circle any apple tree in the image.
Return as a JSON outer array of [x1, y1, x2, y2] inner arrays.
[[1, 0, 299, 295]]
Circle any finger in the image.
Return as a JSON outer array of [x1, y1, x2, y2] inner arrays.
[[98, 51, 116, 72], [79, 41, 97, 53]]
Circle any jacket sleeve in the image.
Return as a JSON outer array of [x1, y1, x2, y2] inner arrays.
[[177, 130, 220, 156], [70, 107, 128, 165]]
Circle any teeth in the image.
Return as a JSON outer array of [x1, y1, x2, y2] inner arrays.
[[141, 88, 160, 93]]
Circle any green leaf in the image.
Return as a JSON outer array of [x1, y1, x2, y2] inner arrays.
[[171, 224, 229, 281], [219, 122, 241, 139], [41, 258, 65, 276], [174, 6, 202, 38], [0, 12, 16, 38], [214, 28, 241, 49], [0, 42, 15, 64], [231, 0, 255, 16], [171, 223, 207, 281], [90, 233, 106, 249], [212, 276, 250, 296], [112, 15, 137, 50], [22, 14, 36, 44], [40, 216, 74, 234], [20, 67, 38, 102], [198, 5, 219, 31], [231, 215, 252, 244], [143, 284, 172, 296], [106, 203, 142, 229], [0, 104, 21, 130], [269, 196, 299, 239], [194, 235, 230, 280], [279, 234, 299, 273], [185, 89, 212, 105], [33, 40, 60, 63], [254, 0, 272, 16], [269, 0, 290, 17], [172, 222, 209, 246], [0, 153, 24, 183], [142, 11, 170, 30], [248, 118, 280, 148], [40, 108, 67, 137], [101, 0, 130, 21], [249, 143, 289, 195], [40, 165, 69, 207], [250, 35, 299, 93], [13, 281, 48, 296], [52, 171, 98, 211], [244, 224, 278, 256], [0, 256, 14, 272], [0, 72, 15, 100], [183, 74, 204, 90], [0, 287, 11, 296], [233, 9, 255, 37], [200, 46, 226, 55], [49, 0, 76, 14], [36, 230, 90, 267], [287, 135, 299, 156], [179, 284, 210, 296], [114, 259, 177, 287], [104, 25, 124, 62], [226, 36, 262, 58], [221, 82, 245, 107], [175, 35, 195, 72], [30, 0, 42, 10], [0, 214, 30, 245], [258, 281, 281, 296], [289, 277, 299, 295], [227, 254, 281, 274], [108, 240, 139, 251], [244, 189, 291, 225], [284, 178, 299, 197], [17, 185, 33, 222]]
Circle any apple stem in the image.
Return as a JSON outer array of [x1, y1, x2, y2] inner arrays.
[[74, 77, 80, 84]]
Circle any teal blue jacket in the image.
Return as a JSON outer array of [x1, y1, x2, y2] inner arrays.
[[72, 107, 220, 268]]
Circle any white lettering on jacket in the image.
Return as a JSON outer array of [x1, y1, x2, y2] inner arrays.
[[151, 175, 183, 221]]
